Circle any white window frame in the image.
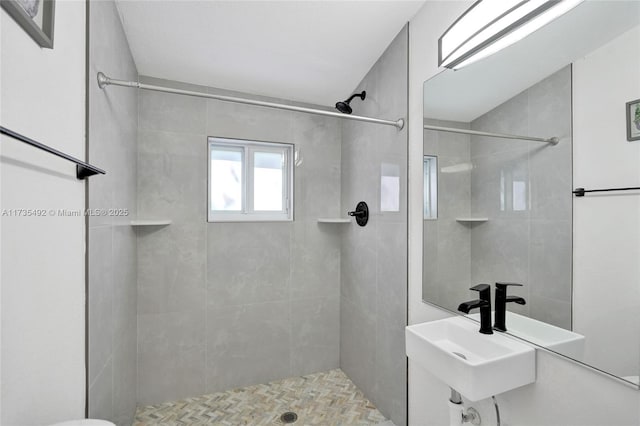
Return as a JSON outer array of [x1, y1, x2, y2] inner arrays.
[[208, 137, 294, 222]]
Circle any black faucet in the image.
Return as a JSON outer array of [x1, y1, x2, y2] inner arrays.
[[494, 282, 526, 332], [458, 284, 493, 334]]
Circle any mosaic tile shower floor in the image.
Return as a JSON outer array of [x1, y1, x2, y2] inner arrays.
[[134, 369, 389, 426]]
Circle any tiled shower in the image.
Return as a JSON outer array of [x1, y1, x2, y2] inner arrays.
[[87, 2, 408, 425]]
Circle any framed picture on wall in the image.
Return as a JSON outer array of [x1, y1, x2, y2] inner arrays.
[[1, 0, 55, 49], [627, 98, 640, 142]]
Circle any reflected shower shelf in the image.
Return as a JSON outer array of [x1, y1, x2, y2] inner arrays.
[[455, 217, 489, 223], [317, 218, 351, 223], [130, 219, 172, 226]]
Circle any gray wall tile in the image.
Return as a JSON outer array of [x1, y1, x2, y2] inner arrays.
[[438, 155, 471, 218], [206, 100, 294, 143], [207, 223, 291, 307], [340, 25, 408, 426], [529, 219, 572, 303], [88, 226, 113, 386], [290, 296, 340, 376], [139, 90, 207, 134], [112, 226, 137, 342], [138, 129, 206, 158], [528, 293, 572, 330], [291, 222, 341, 300], [87, 2, 138, 423], [88, 361, 113, 420], [340, 298, 376, 398], [377, 222, 408, 327], [205, 302, 291, 393], [528, 68, 572, 221], [112, 333, 137, 426], [137, 223, 206, 315], [422, 220, 440, 303], [137, 311, 206, 404], [137, 151, 206, 221], [340, 224, 378, 311], [471, 219, 530, 290], [374, 321, 407, 425], [471, 92, 529, 157], [470, 147, 531, 219]]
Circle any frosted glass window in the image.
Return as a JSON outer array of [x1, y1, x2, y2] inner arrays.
[[424, 156, 438, 219], [210, 148, 243, 211], [208, 138, 293, 222], [254, 151, 284, 211]]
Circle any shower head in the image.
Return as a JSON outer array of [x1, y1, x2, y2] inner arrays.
[[335, 91, 366, 114]]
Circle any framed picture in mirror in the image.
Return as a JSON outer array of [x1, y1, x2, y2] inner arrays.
[[1, 0, 55, 49], [627, 98, 640, 141]]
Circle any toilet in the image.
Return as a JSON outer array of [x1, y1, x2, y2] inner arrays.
[[50, 421, 115, 426]]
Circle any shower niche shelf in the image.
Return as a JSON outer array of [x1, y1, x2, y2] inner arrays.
[[317, 218, 351, 224], [455, 217, 489, 223], [130, 219, 172, 227]]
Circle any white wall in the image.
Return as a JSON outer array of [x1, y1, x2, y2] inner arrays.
[[573, 25, 640, 378], [408, 2, 640, 425], [1, 1, 87, 424]]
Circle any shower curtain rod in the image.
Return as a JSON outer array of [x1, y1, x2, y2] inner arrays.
[[423, 124, 559, 145], [97, 73, 405, 130]]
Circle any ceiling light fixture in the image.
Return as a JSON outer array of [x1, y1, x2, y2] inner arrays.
[[439, 0, 584, 70]]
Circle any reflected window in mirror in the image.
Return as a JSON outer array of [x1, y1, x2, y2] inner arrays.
[[500, 168, 529, 213], [423, 155, 438, 219]]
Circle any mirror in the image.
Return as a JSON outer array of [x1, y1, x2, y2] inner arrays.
[[422, 1, 640, 385]]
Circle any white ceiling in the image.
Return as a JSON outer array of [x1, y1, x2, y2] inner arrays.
[[114, 0, 425, 107]]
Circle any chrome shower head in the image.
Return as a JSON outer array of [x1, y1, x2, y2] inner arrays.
[[335, 91, 366, 115]]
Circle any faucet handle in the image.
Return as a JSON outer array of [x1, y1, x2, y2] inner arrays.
[[495, 282, 523, 290], [470, 283, 491, 301]]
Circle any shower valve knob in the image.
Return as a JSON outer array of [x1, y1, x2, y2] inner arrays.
[[348, 201, 369, 227]]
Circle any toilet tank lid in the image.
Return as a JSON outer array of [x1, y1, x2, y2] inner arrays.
[[50, 421, 115, 426]]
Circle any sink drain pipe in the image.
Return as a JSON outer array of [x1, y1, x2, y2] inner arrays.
[[448, 388, 502, 426], [448, 389, 466, 426], [448, 388, 480, 426]]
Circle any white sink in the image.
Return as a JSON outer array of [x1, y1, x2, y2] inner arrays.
[[406, 316, 535, 401], [468, 312, 585, 360]]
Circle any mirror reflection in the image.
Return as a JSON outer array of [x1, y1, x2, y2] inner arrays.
[[422, 1, 640, 386], [423, 155, 438, 219]]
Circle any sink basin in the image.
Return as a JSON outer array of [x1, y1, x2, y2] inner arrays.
[[467, 312, 585, 360], [406, 316, 535, 401]]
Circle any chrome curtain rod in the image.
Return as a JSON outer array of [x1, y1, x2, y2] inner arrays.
[[423, 124, 559, 145], [97, 73, 405, 130]]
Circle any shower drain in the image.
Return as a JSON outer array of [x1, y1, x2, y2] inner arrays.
[[280, 411, 298, 423]]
